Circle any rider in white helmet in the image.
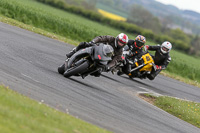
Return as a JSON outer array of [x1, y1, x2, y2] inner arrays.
[[144, 41, 172, 80]]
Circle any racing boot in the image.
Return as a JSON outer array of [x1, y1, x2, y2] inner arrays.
[[117, 68, 124, 76], [66, 47, 76, 58], [91, 70, 101, 77]]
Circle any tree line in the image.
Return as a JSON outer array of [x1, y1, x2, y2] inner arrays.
[[35, 0, 200, 56]]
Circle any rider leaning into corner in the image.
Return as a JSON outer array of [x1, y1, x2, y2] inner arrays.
[[144, 41, 172, 80], [118, 35, 146, 74], [66, 33, 129, 77]]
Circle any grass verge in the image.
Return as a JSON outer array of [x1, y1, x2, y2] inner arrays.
[[0, 85, 111, 133], [0, 15, 80, 46], [139, 93, 200, 128]]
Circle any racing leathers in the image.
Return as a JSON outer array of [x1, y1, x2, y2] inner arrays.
[[92, 35, 124, 70], [126, 39, 144, 58], [146, 45, 171, 80], [121, 39, 145, 74], [66, 35, 125, 76]]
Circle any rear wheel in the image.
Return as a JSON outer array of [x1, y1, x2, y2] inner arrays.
[[63, 60, 89, 78]]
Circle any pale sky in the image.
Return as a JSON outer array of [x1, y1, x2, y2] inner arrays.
[[155, 0, 200, 14]]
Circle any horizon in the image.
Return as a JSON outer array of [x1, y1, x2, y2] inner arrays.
[[155, 0, 200, 14]]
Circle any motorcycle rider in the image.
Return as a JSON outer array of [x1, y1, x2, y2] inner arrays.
[[66, 33, 129, 76], [144, 41, 172, 80], [118, 35, 146, 75]]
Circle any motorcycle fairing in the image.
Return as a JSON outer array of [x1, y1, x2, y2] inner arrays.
[[137, 52, 154, 72], [67, 47, 93, 68], [67, 43, 113, 70], [93, 43, 112, 61]]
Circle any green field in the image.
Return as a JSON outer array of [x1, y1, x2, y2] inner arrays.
[[0, 85, 111, 133], [167, 50, 200, 80], [0, 0, 136, 42]]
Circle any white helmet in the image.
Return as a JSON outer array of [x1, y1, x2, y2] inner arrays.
[[161, 41, 172, 54], [115, 33, 128, 48]]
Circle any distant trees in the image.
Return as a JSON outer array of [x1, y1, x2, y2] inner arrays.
[[94, 0, 200, 56], [126, 4, 200, 55], [167, 28, 190, 44], [96, 0, 114, 7], [167, 28, 191, 51], [127, 5, 162, 34], [36, 0, 200, 56], [64, 0, 96, 10], [190, 35, 200, 56]]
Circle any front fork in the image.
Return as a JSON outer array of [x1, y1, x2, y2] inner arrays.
[[64, 58, 69, 71]]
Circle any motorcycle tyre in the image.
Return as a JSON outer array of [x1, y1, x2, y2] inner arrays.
[[58, 64, 65, 74], [63, 60, 89, 78]]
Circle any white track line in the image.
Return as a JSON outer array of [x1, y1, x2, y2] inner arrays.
[[21, 73, 40, 83]]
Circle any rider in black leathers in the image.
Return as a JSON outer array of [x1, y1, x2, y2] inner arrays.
[[144, 41, 172, 80], [66, 33, 129, 76], [118, 35, 146, 75]]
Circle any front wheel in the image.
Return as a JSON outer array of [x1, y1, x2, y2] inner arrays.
[[58, 64, 65, 74], [63, 60, 89, 78]]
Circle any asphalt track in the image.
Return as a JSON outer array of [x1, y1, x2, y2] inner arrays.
[[0, 22, 200, 133]]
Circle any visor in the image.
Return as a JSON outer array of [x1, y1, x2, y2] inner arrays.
[[106, 52, 114, 57], [103, 45, 114, 57], [136, 41, 144, 47], [162, 47, 169, 52], [118, 41, 125, 46]]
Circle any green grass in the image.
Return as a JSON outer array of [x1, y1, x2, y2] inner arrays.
[[155, 96, 200, 128], [0, 0, 135, 42], [0, 0, 200, 87], [141, 94, 200, 128], [0, 85, 111, 133], [167, 50, 200, 81], [162, 49, 200, 87], [0, 14, 80, 46]]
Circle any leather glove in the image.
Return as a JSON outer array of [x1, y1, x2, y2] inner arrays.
[[79, 42, 87, 45], [88, 41, 95, 46], [156, 65, 162, 70], [129, 51, 136, 56], [121, 56, 126, 64], [130, 45, 133, 51], [144, 45, 149, 51]]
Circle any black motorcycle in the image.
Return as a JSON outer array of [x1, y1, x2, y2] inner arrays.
[[58, 43, 114, 78]]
